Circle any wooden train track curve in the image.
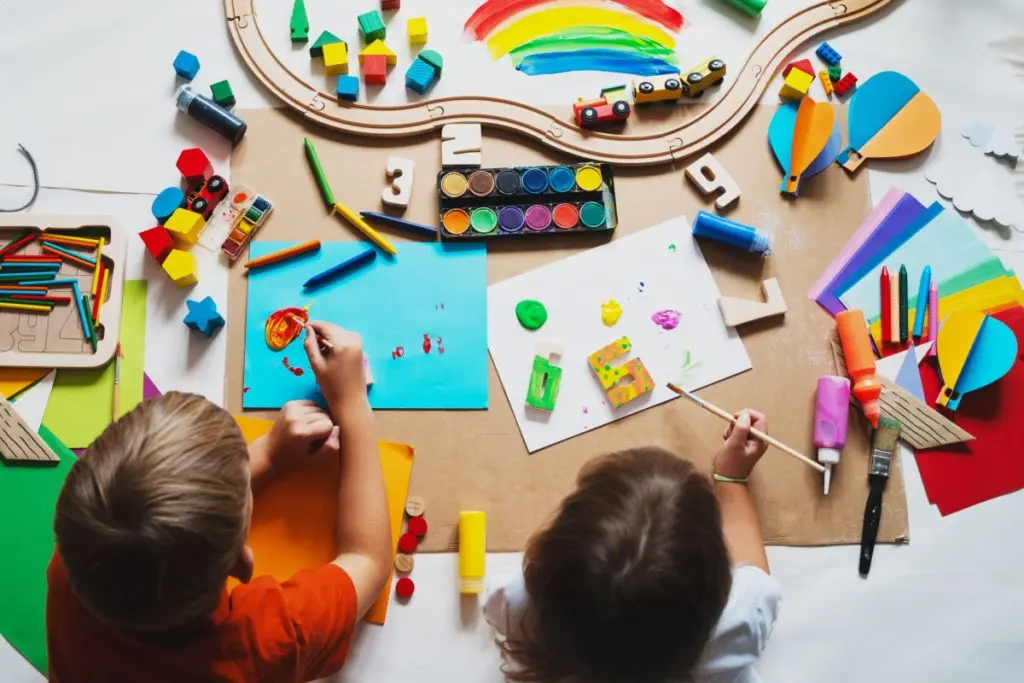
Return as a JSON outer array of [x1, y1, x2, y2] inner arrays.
[[224, 0, 893, 166]]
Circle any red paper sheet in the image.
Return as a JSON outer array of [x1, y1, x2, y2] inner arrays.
[[916, 306, 1024, 515]]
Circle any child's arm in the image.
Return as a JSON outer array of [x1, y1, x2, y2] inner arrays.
[[713, 410, 770, 573], [304, 322, 392, 617]]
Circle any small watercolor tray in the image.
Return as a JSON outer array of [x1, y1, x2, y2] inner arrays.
[[436, 163, 618, 239]]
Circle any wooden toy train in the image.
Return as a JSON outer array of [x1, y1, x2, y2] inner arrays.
[[574, 57, 727, 129]]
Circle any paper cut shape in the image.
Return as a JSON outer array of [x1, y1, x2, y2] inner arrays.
[[936, 311, 1018, 411], [925, 158, 1023, 230], [894, 343, 926, 402], [526, 342, 563, 411], [837, 71, 940, 172], [784, 98, 835, 194], [718, 278, 787, 327], [588, 337, 654, 409], [382, 156, 415, 210], [441, 124, 483, 167], [768, 100, 840, 193], [961, 123, 1021, 161], [684, 153, 740, 209]]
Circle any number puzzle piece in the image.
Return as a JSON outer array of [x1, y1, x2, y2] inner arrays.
[[0, 393, 59, 463], [587, 337, 654, 409], [526, 343, 563, 411], [382, 156, 415, 210], [718, 278, 787, 327], [684, 153, 740, 210], [441, 124, 482, 167]]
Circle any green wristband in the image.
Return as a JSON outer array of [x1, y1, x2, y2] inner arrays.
[[713, 472, 749, 485]]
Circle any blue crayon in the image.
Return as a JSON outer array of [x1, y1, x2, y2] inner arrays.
[[691, 211, 772, 255], [359, 211, 438, 237], [912, 265, 931, 339], [302, 248, 377, 289]]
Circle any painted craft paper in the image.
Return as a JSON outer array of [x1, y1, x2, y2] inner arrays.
[[488, 216, 751, 453], [243, 242, 488, 410]]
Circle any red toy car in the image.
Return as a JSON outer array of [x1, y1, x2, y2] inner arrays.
[[573, 96, 630, 129], [186, 175, 229, 220]]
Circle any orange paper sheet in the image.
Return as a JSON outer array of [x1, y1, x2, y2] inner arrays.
[[233, 416, 414, 625], [0, 368, 50, 399]]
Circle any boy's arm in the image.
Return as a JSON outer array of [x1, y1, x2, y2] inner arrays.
[[713, 410, 771, 574]]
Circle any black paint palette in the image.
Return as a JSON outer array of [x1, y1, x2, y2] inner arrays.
[[437, 163, 618, 239]]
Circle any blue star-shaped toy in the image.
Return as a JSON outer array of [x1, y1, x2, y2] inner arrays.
[[183, 296, 224, 337]]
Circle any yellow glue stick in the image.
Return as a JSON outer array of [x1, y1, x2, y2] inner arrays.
[[459, 511, 486, 594]]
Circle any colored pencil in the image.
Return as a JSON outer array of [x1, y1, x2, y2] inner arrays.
[[888, 272, 900, 344], [44, 241, 96, 264], [0, 297, 54, 309], [91, 238, 106, 296], [245, 240, 321, 270], [304, 138, 336, 208], [0, 272, 56, 281], [47, 280, 91, 343], [0, 289, 50, 296], [912, 266, 931, 340], [0, 301, 51, 313], [360, 211, 438, 237], [0, 262, 61, 270], [898, 265, 909, 344], [0, 231, 38, 257], [928, 281, 938, 346], [0, 255, 60, 263], [90, 264, 106, 314], [42, 238, 96, 252], [0, 285, 47, 292], [666, 383, 825, 473], [879, 266, 890, 344], [112, 343, 122, 418], [82, 295, 97, 351], [42, 233, 100, 247], [42, 244, 95, 269], [10, 294, 70, 304], [302, 247, 377, 289], [94, 266, 111, 325], [333, 202, 398, 256]]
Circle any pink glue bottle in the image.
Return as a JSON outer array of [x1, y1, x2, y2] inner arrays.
[[814, 375, 851, 495]]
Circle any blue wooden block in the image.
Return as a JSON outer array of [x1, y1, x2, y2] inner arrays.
[[152, 187, 186, 223], [183, 296, 224, 337], [815, 42, 841, 66], [336, 75, 360, 102], [405, 59, 436, 95], [173, 50, 200, 80]]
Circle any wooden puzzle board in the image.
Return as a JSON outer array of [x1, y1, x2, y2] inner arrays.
[[0, 215, 127, 369], [226, 104, 909, 551]]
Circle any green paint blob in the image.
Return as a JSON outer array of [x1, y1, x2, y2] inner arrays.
[[508, 27, 676, 64], [515, 299, 548, 330]]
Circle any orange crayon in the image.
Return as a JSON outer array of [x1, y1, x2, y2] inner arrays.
[[245, 240, 321, 270], [836, 309, 882, 427]]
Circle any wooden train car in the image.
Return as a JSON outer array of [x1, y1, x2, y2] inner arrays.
[[632, 73, 683, 104], [682, 58, 726, 97]]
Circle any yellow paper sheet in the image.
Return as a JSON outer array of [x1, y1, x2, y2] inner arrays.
[[41, 281, 147, 448], [0, 368, 51, 399], [233, 416, 414, 625]]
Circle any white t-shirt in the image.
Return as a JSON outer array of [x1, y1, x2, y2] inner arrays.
[[484, 565, 782, 683]]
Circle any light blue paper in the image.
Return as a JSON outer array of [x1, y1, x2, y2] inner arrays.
[[243, 242, 488, 410]]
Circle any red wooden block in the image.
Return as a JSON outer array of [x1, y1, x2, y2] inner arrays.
[[140, 226, 174, 263], [397, 532, 419, 553], [395, 576, 415, 599], [176, 147, 213, 184], [407, 515, 428, 537], [381, 0, 400, 8], [362, 54, 388, 86], [783, 58, 815, 78], [834, 72, 858, 96]]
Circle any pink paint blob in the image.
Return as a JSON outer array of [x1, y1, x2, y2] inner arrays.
[[651, 309, 682, 330], [391, 346, 405, 359]]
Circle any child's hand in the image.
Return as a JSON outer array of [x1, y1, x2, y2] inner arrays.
[[266, 400, 341, 466], [713, 409, 768, 480], [303, 321, 367, 413]]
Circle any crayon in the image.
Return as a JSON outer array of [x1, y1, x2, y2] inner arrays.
[[360, 211, 438, 237], [898, 265, 908, 344], [304, 138, 335, 208], [245, 240, 321, 270], [879, 266, 890, 344], [927, 281, 938, 349], [888, 271, 900, 345], [333, 202, 398, 256], [302, 247, 377, 289], [912, 266, 931, 340]]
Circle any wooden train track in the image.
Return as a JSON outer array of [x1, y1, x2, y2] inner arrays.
[[224, 0, 893, 166]]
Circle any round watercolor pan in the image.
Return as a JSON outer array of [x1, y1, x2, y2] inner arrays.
[[498, 206, 525, 233], [552, 203, 580, 229], [440, 172, 469, 198], [467, 170, 495, 197], [524, 205, 552, 231], [575, 165, 603, 192], [521, 168, 549, 194], [442, 208, 471, 235], [470, 207, 498, 234], [579, 202, 607, 229], [548, 166, 576, 193], [495, 169, 521, 195]]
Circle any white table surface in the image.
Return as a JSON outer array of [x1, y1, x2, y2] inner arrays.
[[2, 0, 1024, 681]]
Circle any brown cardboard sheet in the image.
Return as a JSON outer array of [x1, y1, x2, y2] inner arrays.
[[227, 105, 909, 551]]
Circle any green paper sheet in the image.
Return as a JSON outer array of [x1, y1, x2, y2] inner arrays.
[[0, 425, 77, 674], [41, 281, 147, 448]]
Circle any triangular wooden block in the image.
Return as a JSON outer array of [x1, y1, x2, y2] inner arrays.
[[359, 39, 397, 65]]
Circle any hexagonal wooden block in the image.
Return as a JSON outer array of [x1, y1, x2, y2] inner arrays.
[[176, 147, 213, 184], [163, 208, 206, 247], [161, 249, 198, 287]]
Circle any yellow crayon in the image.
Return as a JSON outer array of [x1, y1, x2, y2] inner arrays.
[[91, 237, 106, 296], [333, 201, 398, 256], [458, 511, 486, 595], [95, 266, 111, 326]]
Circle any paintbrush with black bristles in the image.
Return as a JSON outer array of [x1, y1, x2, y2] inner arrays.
[[859, 417, 901, 577]]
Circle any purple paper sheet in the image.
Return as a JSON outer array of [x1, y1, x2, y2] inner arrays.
[[808, 187, 903, 299], [142, 373, 162, 401]]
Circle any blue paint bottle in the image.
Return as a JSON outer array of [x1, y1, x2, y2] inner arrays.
[[691, 211, 771, 255]]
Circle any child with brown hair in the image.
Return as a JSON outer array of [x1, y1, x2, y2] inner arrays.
[[486, 410, 781, 683], [47, 322, 389, 683]]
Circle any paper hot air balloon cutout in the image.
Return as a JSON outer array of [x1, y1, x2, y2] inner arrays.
[[936, 310, 1018, 411], [837, 71, 940, 173], [768, 99, 840, 195]]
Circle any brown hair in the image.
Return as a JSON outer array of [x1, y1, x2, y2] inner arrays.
[[503, 447, 731, 683], [54, 392, 250, 632]]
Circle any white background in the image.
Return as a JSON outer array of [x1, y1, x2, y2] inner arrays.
[[1, 0, 1024, 681]]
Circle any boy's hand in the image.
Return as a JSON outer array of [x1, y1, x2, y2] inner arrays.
[[303, 321, 368, 413], [714, 409, 768, 480], [266, 400, 341, 466]]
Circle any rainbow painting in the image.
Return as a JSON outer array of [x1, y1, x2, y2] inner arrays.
[[464, 0, 684, 76]]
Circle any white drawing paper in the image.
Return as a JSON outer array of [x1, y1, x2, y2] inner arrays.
[[487, 216, 752, 453]]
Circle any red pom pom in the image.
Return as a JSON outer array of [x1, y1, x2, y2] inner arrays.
[[398, 532, 419, 553], [395, 576, 415, 598], [407, 516, 428, 537]]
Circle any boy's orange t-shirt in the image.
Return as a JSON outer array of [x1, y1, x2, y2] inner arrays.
[[46, 553, 358, 683]]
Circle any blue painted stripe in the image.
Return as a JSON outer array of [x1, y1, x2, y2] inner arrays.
[[514, 49, 679, 77]]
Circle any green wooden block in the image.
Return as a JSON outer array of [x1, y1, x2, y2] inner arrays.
[[827, 64, 842, 82], [358, 10, 386, 43], [210, 80, 236, 107], [310, 30, 344, 58], [526, 349, 562, 411], [418, 49, 443, 75], [290, 0, 309, 42]]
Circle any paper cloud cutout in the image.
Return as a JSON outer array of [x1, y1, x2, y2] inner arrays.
[[925, 158, 1024, 230], [961, 123, 1021, 161]]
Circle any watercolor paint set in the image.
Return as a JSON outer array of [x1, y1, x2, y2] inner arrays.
[[436, 163, 618, 239]]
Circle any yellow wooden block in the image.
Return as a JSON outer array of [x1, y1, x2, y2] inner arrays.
[[818, 69, 834, 96], [779, 69, 813, 101], [163, 208, 206, 247], [407, 17, 428, 44], [323, 42, 349, 75], [161, 248, 198, 287], [359, 39, 396, 66]]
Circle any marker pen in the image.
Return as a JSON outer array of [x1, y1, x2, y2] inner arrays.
[[814, 375, 851, 494], [175, 85, 247, 145]]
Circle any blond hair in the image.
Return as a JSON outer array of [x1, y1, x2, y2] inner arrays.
[[55, 392, 250, 632]]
